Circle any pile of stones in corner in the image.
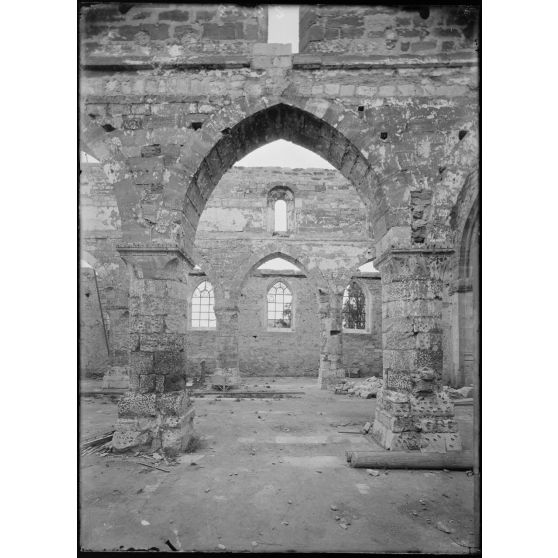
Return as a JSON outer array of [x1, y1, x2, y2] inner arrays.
[[333, 376, 383, 399], [445, 385, 474, 399]]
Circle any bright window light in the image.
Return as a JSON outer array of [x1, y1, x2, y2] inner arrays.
[[235, 139, 335, 169], [191, 281, 216, 329], [274, 200, 287, 231], [268, 6, 299, 53], [359, 261, 378, 272], [267, 281, 293, 329], [258, 257, 301, 272]]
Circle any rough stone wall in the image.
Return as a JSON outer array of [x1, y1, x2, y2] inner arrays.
[[80, 161, 129, 372], [343, 277, 383, 377], [189, 166, 380, 378], [196, 166, 370, 239], [80, 4, 478, 384], [79, 3, 479, 452], [81, 3, 267, 61], [81, 64, 478, 254], [238, 275, 319, 377], [299, 5, 478, 56], [184, 329, 217, 382], [79, 267, 109, 379]]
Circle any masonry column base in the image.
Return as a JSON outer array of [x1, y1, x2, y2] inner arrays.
[[318, 357, 345, 390], [210, 367, 241, 389], [112, 391, 195, 456], [370, 389, 462, 452], [102, 365, 130, 389]]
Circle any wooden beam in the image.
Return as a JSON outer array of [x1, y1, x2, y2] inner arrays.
[[347, 450, 474, 470]]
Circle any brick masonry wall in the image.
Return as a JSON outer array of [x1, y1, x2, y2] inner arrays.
[[299, 5, 479, 56]]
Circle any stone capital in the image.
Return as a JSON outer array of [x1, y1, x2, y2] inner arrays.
[[374, 247, 454, 283], [117, 242, 195, 280]]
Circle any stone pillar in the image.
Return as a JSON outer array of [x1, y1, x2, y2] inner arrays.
[[318, 289, 345, 389], [371, 249, 462, 452], [212, 302, 240, 387], [111, 244, 196, 456]]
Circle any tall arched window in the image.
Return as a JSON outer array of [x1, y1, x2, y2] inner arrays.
[[191, 281, 216, 329], [274, 199, 287, 232], [342, 281, 366, 331], [267, 187, 294, 235], [267, 281, 292, 329]]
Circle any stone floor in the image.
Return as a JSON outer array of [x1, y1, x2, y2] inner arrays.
[[80, 378, 475, 553]]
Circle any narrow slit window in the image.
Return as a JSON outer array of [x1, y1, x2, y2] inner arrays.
[[191, 281, 216, 329], [342, 282, 366, 330], [267, 281, 292, 329], [274, 199, 287, 232]]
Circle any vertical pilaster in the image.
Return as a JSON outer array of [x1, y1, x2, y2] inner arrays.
[[111, 244, 196, 456], [101, 307, 130, 389], [371, 249, 462, 452], [213, 303, 240, 387], [318, 289, 345, 389]]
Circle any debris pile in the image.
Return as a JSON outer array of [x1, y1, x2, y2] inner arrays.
[[333, 377, 474, 401], [446, 386, 474, 399], [333, 376, 383, 398]]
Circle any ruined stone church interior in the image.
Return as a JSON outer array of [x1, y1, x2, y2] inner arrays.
[[77, 2, 482, 553], [6, 1, 557, 555]]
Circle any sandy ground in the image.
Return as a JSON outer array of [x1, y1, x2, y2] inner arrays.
[[80, 378, 475, 553]]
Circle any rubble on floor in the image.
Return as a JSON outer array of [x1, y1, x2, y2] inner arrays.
[[446, 386, 475, 399], [332, 377, 474, 400], [332, 376, 383, 398]]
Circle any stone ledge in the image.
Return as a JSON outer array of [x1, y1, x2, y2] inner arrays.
[[293, 53, 478, 70], [81, 55, 252, 72], [81, 53, 478, 73]]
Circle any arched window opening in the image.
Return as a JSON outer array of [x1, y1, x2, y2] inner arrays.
[[191, 281, 216, 329], [267, 281, 292, 329], [274, 200, 287, 232], [258, 257, 301, 272], [342, 281, 366, 331], [267, 186, 295, 235]]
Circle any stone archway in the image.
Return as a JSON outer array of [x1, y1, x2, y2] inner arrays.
[[80, 98, 393, 252], [457, 197, 480, 387], [104, 97, 468, 455], [233, 251, 321, 381], [180, 100, 388, 246]]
